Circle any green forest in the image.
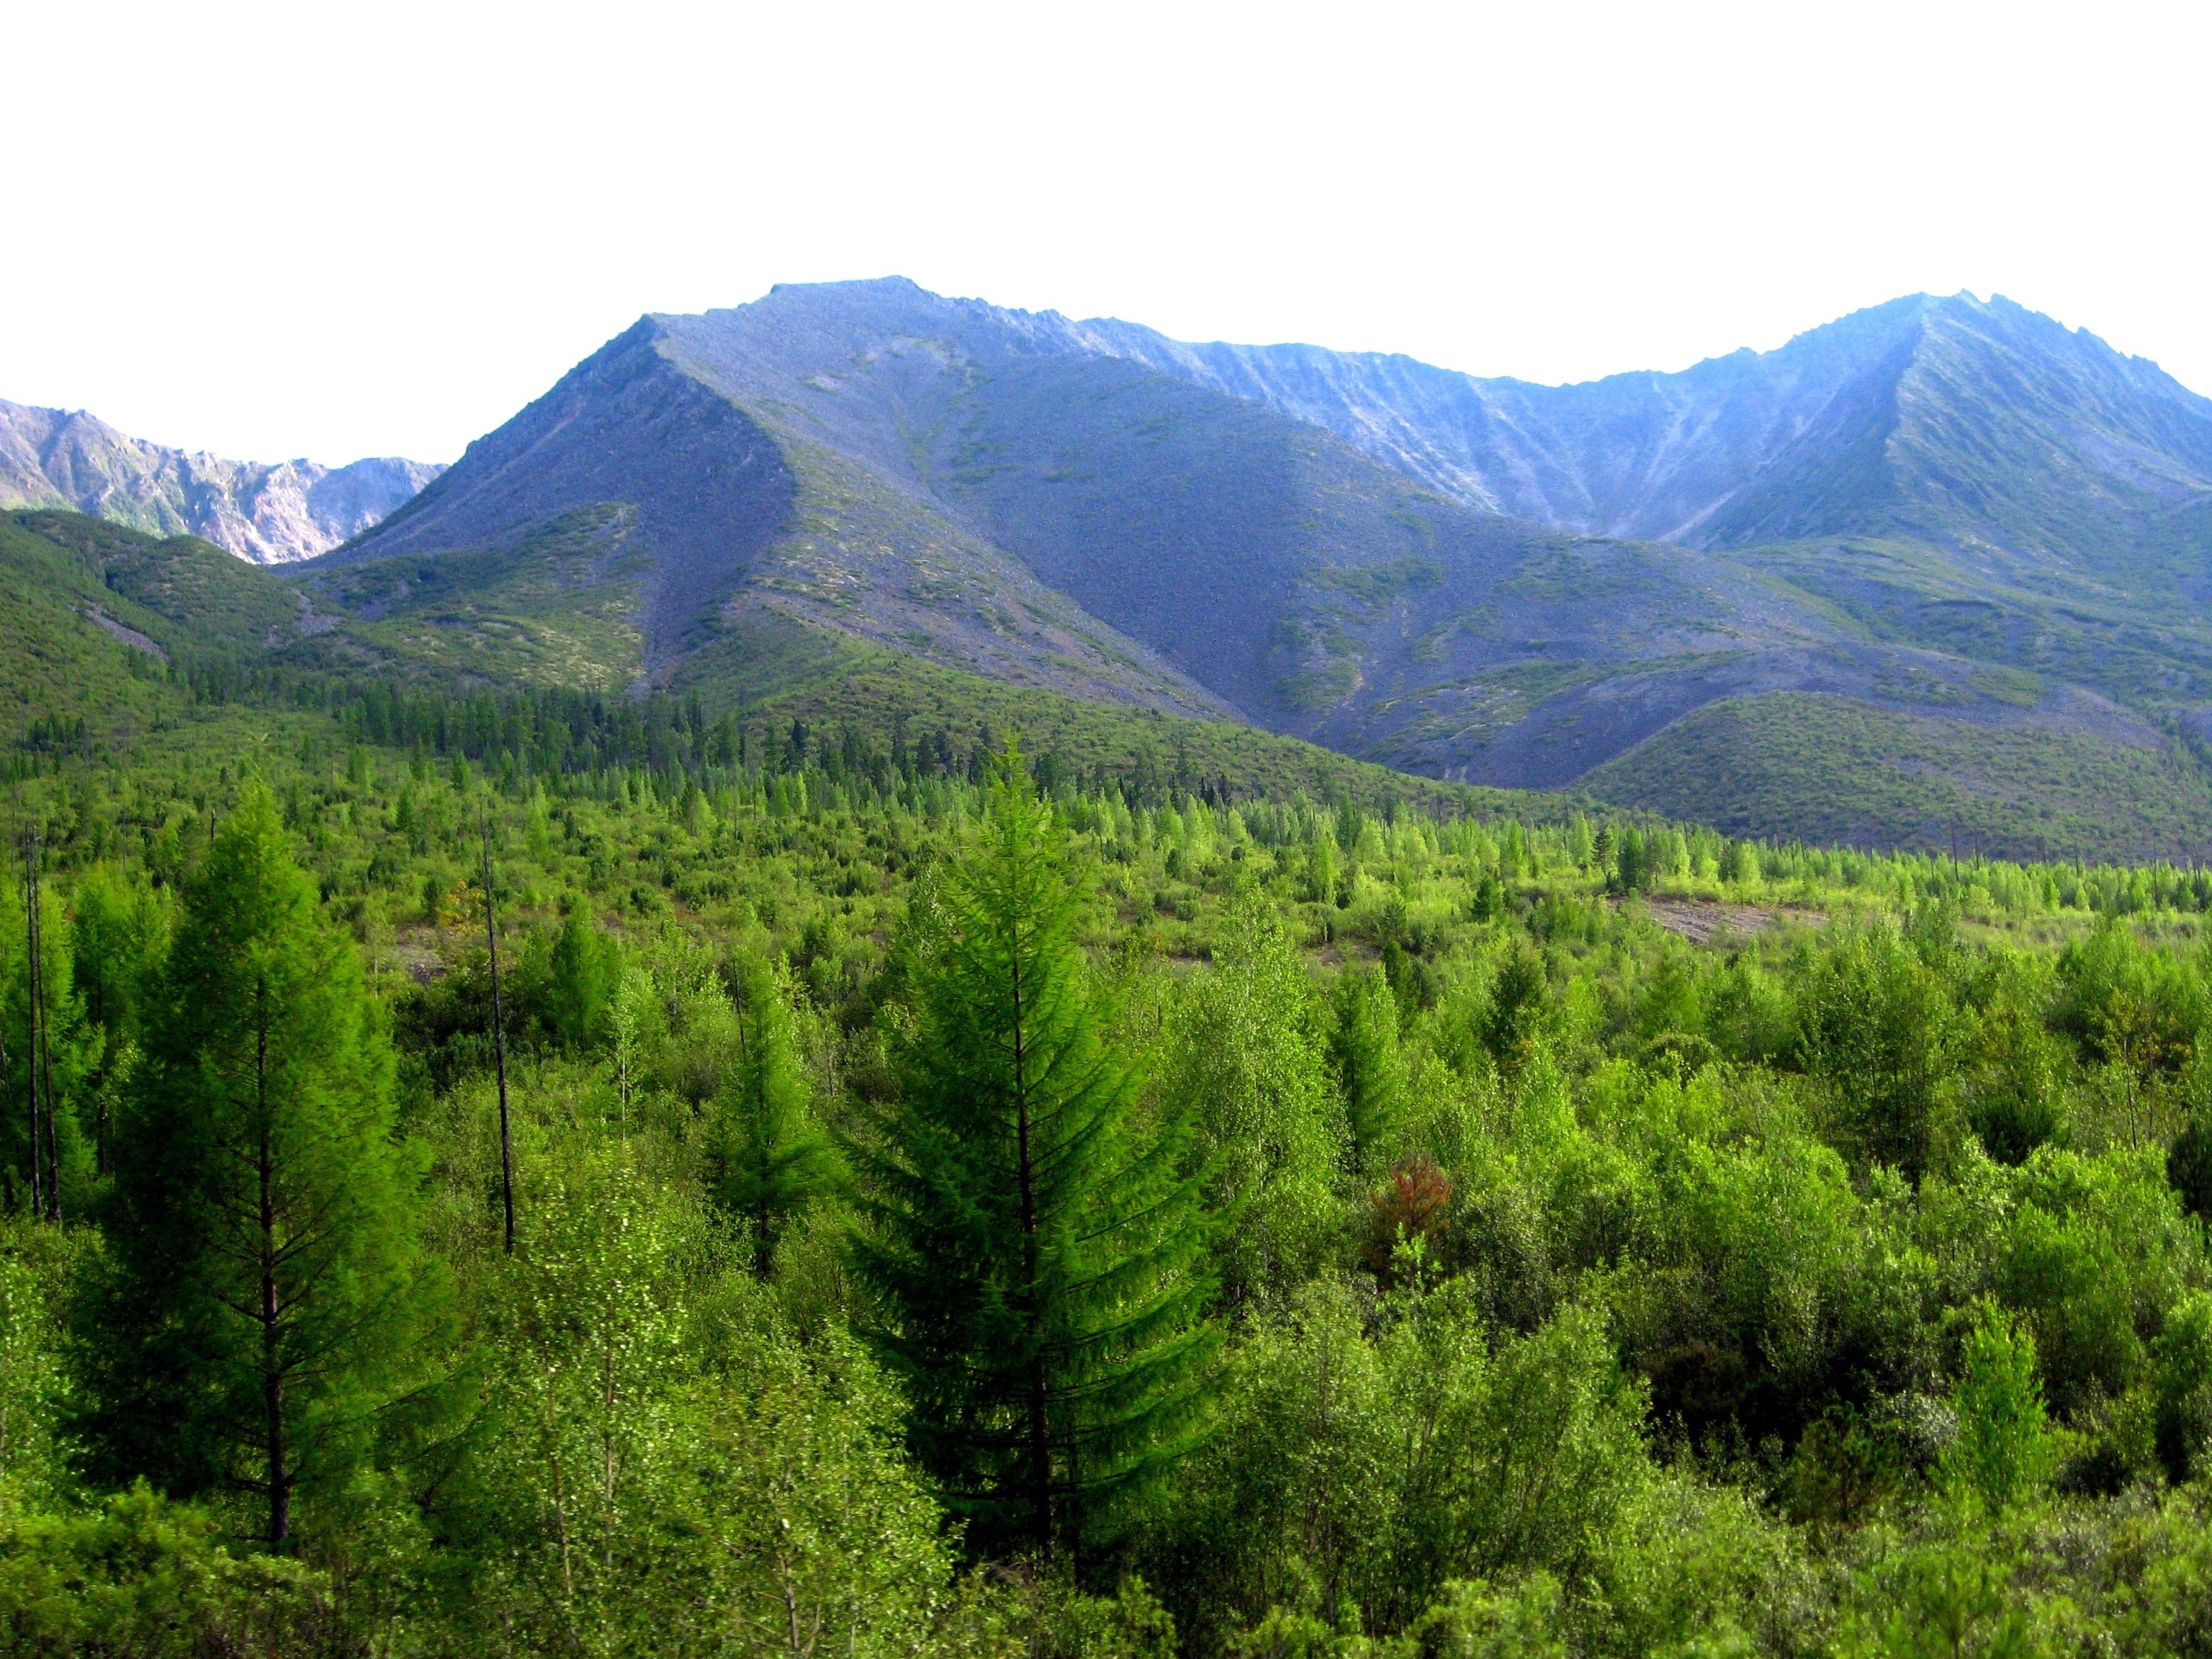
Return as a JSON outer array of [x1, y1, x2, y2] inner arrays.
[[14, 676, 2212, 1658]]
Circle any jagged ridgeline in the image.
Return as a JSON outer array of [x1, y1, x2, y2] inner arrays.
[[0, 396, 440, 565], [303, 279, 2212, 859]]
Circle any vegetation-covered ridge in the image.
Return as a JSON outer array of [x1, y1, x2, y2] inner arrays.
[[1585, 691, 2212, 865], [14, 668, 2212, 1653], [21, 469, 2212, 868], [27, 278, 2212, 860]]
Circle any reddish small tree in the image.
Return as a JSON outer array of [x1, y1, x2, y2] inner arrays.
[[1362, 1152, 1452, 1286]]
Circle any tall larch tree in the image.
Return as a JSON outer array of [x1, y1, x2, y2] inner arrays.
[[852, 745, 1219, 1567], [78, 784, 445, 1547]]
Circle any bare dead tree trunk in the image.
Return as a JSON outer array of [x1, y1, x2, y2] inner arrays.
[[21, 840, 45, 1223], [483, 824, 516, 1255], [256, 979, 289, 1546], [32, 840, 58, 1226], [20, 844, 39, 1220]]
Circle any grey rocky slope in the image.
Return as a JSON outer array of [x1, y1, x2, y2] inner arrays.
[[1063, 292, 2212, 565], [335, 279, 2193, 817], [0, 398, 441, 564]]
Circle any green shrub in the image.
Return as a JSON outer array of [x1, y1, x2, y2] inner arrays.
[[0, 1488, 338, 1656]]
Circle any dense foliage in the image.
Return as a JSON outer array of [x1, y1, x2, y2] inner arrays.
[[13, 690, 2212, 1655]]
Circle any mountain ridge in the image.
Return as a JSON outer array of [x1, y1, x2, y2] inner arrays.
[[0, 397, 442, 564], [1040, 289, 2212, 562], [305, 277, 2212, 855]]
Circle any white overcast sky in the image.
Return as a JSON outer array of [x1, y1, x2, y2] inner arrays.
[[6, 0, 2208, 466]]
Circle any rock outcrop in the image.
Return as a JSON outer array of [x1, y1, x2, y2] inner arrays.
[[0, 399, 441, 564]]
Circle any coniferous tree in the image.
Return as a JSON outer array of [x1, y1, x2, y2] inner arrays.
[[71, 866, 170, 1177], [1331, 965, 1406, 1174], [481, 823, 516, 1254], [711, 956, 840, 1277], [853, 746, 1219, 1565], [541, 909, 611, 1051], [5, 860, 84, 1218], [79, 785, 444, 1546]]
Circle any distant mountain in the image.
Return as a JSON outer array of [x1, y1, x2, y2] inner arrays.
[[343, 281, 1838, 760], [1072, 292, 2212, 565], [317, 279, 2212, 858], [0, 398, 441, 564]]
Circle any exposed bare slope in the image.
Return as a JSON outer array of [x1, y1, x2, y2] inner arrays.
[[0, 397, 439, 563], [336, 281, 2146, 800]]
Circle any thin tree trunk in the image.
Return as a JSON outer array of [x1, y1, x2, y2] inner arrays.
[[742, 1004, 775, 1279], [85, 958, 105, 1181], [537, 1380, 575, 1605], [22, 841, 50, 1223], [22, 844, 40, 1220], [0, 1004, 9, 1220], [1007, 878, 1054, 1562], [601, 1326, 619, 1575], [482, 824, 516, 1254], [32, 842, 58, 1226], [256, 981, 289, 1546]]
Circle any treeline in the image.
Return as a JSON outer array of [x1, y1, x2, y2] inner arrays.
[[162, 657, 1322, 811], [31, 653, 2212, 920]]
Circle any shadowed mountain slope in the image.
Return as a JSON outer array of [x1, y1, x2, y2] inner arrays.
[[0, 508, 1525, 826], [341, 304, 1236, 716], [346, 281, 1884, 770], [330, 324, 795, 669]]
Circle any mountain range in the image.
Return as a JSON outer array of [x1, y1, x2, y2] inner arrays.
[[14, 278, 2212, 859], [0, 397, 441, 563], [1071, 290, 2212, 557]]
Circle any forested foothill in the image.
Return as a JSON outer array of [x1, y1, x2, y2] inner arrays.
[[14, 682, 2212, 1657]]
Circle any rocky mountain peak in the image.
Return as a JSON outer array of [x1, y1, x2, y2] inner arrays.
[[0, 398, 442, 564]]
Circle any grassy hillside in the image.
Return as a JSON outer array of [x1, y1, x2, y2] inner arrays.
[[23, 501, 2212, 866], [1723, 535, 2212, 711], [292, 505, 652, 689], [0, 511, 1557, 822], [0, 514, 180, 757], [13, 508, 306, 655], [1586, 689, 2212, 862]]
